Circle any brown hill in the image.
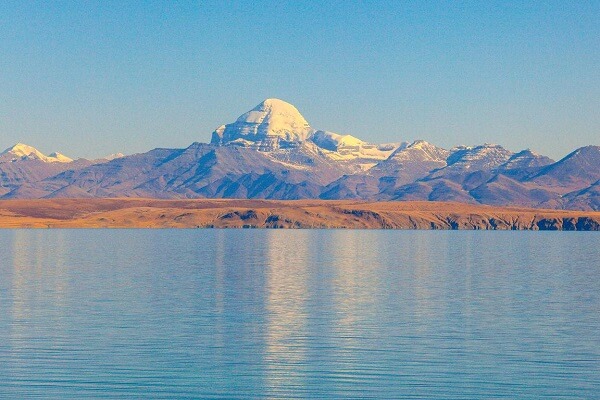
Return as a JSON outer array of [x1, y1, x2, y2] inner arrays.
[[0, 199, 598, 230]]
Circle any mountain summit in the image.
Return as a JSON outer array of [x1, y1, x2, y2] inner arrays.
[[1, 143, 73, 163], [1, 100, 598, 210], [210, 99, 400, 160], [211, 98, 312, 148]]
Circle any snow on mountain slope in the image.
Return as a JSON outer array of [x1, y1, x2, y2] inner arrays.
[[318, 141, 449, 200], [211, 98, 312, 147], [371, 140, 450, 184], [210, 99, 400, 162], [496, 149, 555, 181], [48, 152, 74, 163], [309, 131, 399, 162], [0, 145, 90, 198], [102, 153, 125, 161], [386, 140, 449, 163], [500, 149, 554, 171], [310, 131, 364, 150], [1, 143, 73, 163], [2, 143, 47, 160], [2, 99, 598, 210], [445, 144, 514, 170], [418, 143, 515, 192]]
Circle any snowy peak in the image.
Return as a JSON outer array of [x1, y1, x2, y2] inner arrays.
[[310, 131, 364, 151], [48, 152, 74, 163], [446, 143, 513, 170], [500, 149, 554, 170], [1, 143, 73, 163], [389, 140, 449, 163], [239, 99, 311, 137], [210, 98, 401, 162], [102, 153, 125, 161], [211, 98, 313, 147], [2, 143, 46, 159], [309, 130, 399, 162]]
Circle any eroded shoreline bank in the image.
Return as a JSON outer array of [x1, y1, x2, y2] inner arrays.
[[0, 199, 598, 230]]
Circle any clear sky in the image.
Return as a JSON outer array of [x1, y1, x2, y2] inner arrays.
[[0, 1, 598, 160]]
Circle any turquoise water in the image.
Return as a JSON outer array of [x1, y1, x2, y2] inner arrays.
[[0, 230, 598, 399]]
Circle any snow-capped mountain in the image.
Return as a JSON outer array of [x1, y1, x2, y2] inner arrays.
[[101, 153, 125, 161], [0, 143, 121, 197], [310, 130, 365, 150], [500, 149, 554, 171], [1, 99, 598, 210], [445, 144, 514, 171], [211, 98, 313, 148], [389, 140, 448, 162], [211, 98, 400, 162], [0, 143, 76, 197], [1, 143, 73, 163]]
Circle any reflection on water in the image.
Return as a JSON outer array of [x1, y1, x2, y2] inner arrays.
[[0, 230, 599, 399], [264, 231, 310, 397]]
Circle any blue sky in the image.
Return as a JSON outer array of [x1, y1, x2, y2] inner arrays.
[[0, 1, 598, 159]]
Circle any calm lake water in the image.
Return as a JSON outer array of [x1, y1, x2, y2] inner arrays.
[[0, 230, 598, 399]]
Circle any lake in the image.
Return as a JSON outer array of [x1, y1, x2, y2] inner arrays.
[[0, 230, 598, 399]]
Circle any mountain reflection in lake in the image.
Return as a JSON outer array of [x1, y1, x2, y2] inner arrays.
[[1, 230, 599, 399]]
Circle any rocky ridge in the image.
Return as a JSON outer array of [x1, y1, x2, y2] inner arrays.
[[1, 99, 598, 210]]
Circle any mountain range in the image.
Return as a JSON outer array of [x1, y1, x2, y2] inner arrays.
[[1, 98, 598, 210]]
